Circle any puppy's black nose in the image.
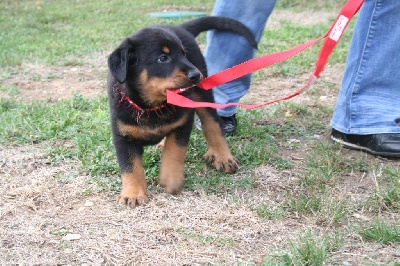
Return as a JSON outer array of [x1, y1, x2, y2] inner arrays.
[[187, 70, 202, 83]]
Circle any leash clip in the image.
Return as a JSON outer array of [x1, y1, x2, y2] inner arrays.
[[136, 109, 145, 124]]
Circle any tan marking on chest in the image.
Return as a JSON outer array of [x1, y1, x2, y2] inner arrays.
[[117, 114, 189, 140]]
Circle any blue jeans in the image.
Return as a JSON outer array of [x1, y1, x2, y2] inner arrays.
[[204, 0, 277, 117], [330, 0, 400, 134], [206, 0, 400, 135]]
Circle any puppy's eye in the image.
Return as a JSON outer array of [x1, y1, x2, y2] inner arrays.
[[157, 54, 171, 63]]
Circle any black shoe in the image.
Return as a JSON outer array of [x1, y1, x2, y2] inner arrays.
[[195, 114, 237, 136], [330, 128, 400, 157], [220, 114, 237, 136]]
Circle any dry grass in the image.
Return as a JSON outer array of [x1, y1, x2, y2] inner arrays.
[[1, 143, 399, 265], [0, 145, 293, 264]]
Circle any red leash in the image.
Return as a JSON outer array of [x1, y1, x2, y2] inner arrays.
[[167, 0, 364, 109]]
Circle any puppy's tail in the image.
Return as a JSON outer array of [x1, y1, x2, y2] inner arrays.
[[180, 16, 258, 49]]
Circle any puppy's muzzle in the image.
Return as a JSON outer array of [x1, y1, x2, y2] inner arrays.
[[186, 69, 203, 85]]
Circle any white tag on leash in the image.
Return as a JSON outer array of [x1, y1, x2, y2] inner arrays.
[[329, 15, 349, 42]]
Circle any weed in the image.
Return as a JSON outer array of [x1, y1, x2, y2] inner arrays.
[[0, 98, 16, 112], [366, 166, 400, 212], [0, 84, 20, 97], [261, 230, 343, 265], [51, 229, 70, 237], [287, 194, 322, 215], [256, 203, 285, 219], [178, 228, 236, 248], [357, 219, 400, 244], [301, 142, 342, 189]]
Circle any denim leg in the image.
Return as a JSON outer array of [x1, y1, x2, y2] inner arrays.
[[330, 0, 400, 134], [204, 0, 277, 117]]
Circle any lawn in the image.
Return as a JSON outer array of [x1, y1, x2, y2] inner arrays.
[[0, 0, 399, 265]]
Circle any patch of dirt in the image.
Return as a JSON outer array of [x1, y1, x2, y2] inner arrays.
[[0, 52, 109, 101], [268, 10, 336, 28], [243, 63, 345, 108]]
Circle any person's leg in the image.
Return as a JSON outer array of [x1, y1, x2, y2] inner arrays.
[[331, 0, 400, 134], [204, 0, 277, 118], [330, 0, 400, 156]]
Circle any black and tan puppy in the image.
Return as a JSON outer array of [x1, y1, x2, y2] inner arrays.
[[107, 16, 257, 207]]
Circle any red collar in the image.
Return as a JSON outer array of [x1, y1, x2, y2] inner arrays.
[[113, 83, 174, 123]]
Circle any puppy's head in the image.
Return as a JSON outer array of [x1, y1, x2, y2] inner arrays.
[[108, 27, 203, 106]]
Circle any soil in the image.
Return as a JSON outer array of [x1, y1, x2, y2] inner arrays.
[[1, 10, 399, 265]]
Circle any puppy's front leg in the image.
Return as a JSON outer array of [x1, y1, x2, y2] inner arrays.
[[159, 130, 190, 194], [114, 137, 148, 207], [196, 108, 239, 173], [118, 156, 148, 207]]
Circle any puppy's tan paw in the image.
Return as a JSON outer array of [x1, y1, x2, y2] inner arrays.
[[159, 175, 184, 195], [203, 150, 239, 174], [117, 191, 148, 208]]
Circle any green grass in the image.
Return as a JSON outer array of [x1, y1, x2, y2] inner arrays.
[[0, 0, 213, 67], [0, 95, 118, 180], [0, 0, 351, 71], [261, 230, 343, 266], [357, 220, 400, 244], [256, 203, 285, 220], [366, 167, 400, 212], [0, 96, 294, 193], [178, 228, 236, 248]]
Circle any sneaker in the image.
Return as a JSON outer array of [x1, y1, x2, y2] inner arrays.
[[220, 115, 237, 136], [195, 114, 237, 136], [330, 128, 400, 157]]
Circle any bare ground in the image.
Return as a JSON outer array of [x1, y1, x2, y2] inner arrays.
[[1, 10, 399, 265], [1, 142, 399, 265]]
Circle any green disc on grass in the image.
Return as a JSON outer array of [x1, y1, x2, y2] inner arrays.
[[148, 11, 207, 20]]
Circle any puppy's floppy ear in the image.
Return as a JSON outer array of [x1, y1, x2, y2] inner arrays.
[[108, 39, 137, 84]]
